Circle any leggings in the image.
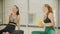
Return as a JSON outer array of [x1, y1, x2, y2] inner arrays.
[[0, 24, 15, 34], [32, 26, 55, 34]]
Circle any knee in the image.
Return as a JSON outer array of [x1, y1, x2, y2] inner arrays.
[[2, 32, 6, 34], [5, 32, 10, 34], [48, 30, 55, 34]]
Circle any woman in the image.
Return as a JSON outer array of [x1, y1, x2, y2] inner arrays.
[[0, 5, 20, 34], [39, 4, 55, 34]]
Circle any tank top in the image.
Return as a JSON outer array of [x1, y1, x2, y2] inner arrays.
[[9, 14, 18, 25]]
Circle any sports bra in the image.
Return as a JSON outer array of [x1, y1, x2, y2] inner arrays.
[[44, 15, 51, 23], [44, 17, 51, 23], [9, 14, 18, 25]]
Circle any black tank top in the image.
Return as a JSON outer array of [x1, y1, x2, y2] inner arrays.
[[44, 14, 51, 23]]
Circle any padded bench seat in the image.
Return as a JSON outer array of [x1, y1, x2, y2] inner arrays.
[[11, 30, 24, 34]]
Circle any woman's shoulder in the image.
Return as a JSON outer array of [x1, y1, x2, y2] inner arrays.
[[48, 12, 53, 16], [17, 15, 20, 18], [48, 12, 54, 18]]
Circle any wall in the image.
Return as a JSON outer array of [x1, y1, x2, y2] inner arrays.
[[58, 0, 60, 27], [57, 0, 60, 34], [0, 0, 3, 24]]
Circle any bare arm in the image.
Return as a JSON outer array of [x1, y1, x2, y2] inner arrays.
[[44, 13, 55, 26], [17, 15, 20, 30], [6, 15, 10, 24]]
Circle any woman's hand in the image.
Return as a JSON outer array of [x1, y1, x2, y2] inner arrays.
[[40, 23, 45, 27], [38, 23, 44, 27]]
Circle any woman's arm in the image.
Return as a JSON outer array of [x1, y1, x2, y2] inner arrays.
[[44, 13, 55, 26], [6, 15, 10, 24], [17, 15, 20, 30]]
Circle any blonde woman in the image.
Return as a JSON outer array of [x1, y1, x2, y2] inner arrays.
[[32, 4, 55, 34], [42, 4, 55, 34]]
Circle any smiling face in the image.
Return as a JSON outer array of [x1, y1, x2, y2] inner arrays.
[[43, 4, 53, 15], [12, 5, 18, 14], [43, 6, 48, 14]]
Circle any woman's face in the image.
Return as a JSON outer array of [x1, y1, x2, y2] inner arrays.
[[12, 6, 18, 13], [43, 6, 48, 14]]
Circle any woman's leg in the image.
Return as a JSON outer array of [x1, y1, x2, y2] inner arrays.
[[47, 29, 55, 34], [5, 32, 10, 34], [0, 25, 9, 34], [0, 30, 5, 34], [2, 32, 10, 34], [32, 31, 46, 34], [2, 32, 6, 34]]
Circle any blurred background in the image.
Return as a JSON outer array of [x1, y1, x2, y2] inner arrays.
[[0, 0, 59, 34]]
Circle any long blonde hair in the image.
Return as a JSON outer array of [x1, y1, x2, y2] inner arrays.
[[44, 4, 53, 17]]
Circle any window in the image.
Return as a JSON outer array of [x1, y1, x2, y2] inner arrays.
[[0, 0, 3, 24]]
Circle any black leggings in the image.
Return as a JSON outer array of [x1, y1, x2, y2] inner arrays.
[[0, 24, 15, 34]]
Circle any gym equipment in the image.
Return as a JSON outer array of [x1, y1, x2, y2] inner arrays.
[[11, 30, 24, 34]]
